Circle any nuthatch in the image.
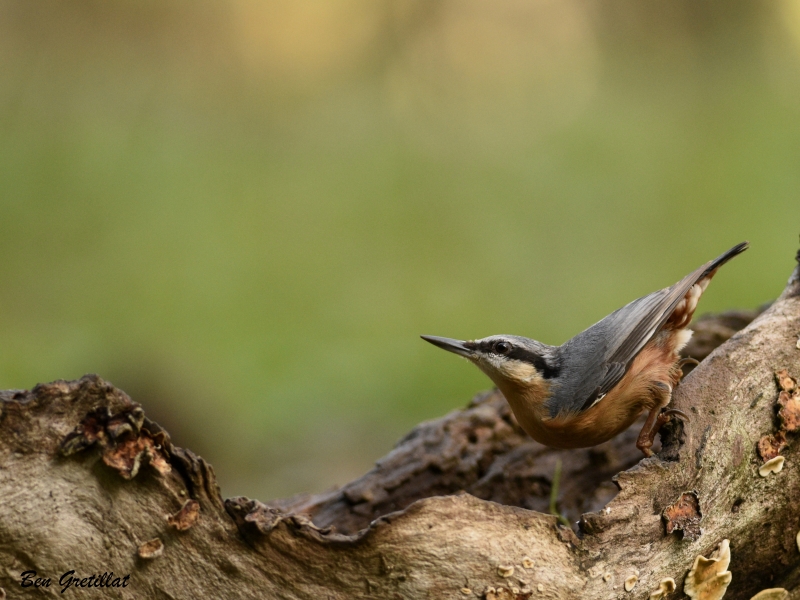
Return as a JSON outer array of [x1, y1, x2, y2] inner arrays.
[[422, 242, 748, 457]]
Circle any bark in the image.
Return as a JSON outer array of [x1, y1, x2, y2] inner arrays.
[[0, 254, 798, 600]]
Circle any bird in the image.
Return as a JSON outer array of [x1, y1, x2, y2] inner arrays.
[[421, 242, 748, 457]]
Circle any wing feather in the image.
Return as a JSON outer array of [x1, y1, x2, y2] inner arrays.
[[550, 242, 748, 416]]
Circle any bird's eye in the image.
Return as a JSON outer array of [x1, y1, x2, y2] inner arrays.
[[494, 341, 510, 355]]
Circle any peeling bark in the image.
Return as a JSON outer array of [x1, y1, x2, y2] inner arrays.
[[0, 256, 798, 600]]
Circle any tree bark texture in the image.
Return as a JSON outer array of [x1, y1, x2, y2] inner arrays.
[[0, 254, 798, 600]]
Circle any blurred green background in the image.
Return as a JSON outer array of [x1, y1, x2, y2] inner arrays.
[[0, 0, 797, 501]]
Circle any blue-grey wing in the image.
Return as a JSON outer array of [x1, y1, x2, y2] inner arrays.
[[547, 242, 748, 417]]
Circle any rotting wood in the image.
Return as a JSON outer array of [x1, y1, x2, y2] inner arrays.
[[0, 253, 798, 599]]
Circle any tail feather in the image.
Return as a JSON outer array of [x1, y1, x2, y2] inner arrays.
[[700, 241, 749, 280], [666, 241, 748, 330]]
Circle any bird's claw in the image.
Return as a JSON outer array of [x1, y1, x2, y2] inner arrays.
[[661, 408, 690, 422]]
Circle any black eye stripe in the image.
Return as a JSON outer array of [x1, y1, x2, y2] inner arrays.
[[478, 341, 560, 379], [510, 348, 555, 377]]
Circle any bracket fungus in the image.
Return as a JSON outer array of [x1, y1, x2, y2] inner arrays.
[[758, 370, 800, 463], [648, 577, 676, 600], [776, 370, 795, 392], [137, 538, 164, 560], [758, 432, 787, 462], [749, 589, 788, 600], [758, 456, 785, 477], [60, 404, 171, 480], [483, 585, 531, 600], [496, 565, 514, 578], [624, 574, 638, 592], [167, 499, 201, 531], [776, 370, 800, 432], [684, 539, 732, 600]]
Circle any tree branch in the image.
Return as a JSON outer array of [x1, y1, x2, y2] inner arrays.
[[0, 256, 797, 600]]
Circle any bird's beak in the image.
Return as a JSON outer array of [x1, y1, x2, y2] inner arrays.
[[420, 335, 474, 358]]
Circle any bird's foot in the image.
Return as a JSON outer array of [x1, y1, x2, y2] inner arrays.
[[678, 357, 700, 369], [676, 357, 701, 382], [660, 407, 690, 423], [638, 444, 655, 458], [636, 382, 682, 457]]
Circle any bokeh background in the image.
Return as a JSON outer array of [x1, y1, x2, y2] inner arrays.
[[0, 0, 798, 501]]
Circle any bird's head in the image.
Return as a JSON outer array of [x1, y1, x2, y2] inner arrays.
[[420, 334, 560, 392]]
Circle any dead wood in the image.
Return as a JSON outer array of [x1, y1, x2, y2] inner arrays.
[[0, 253, 797, 600]]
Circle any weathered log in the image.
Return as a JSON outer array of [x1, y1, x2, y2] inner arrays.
[[0, 253, 797, 600]]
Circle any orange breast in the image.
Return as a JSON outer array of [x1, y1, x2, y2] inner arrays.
[[516, 330, 685, 449]]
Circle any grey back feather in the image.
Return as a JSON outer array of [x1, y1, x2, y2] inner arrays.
[[545, 242, 748, 417]]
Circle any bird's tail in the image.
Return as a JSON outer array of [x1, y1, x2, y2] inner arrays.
[[665, 241, 749, 330], [699, 241, 749, 281]]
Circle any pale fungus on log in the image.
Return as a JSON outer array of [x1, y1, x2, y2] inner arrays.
[[649, 577, 677, 600], [758, 456, 785, 477], [496, 565, 514, 578], [749, 589, 789, 600], [136, 538, 164, 561], [483, 586, 528, 600], [684, 539, 733, 600], [1, 247, 800, 599]]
